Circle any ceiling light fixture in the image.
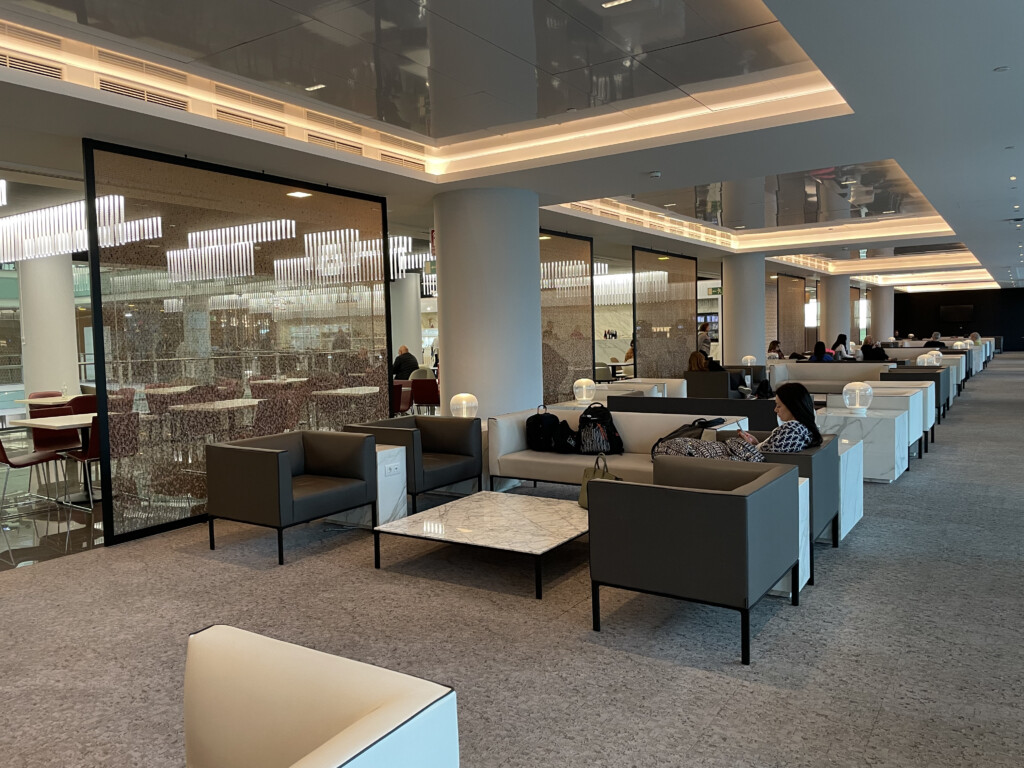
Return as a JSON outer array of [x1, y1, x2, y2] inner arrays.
[[657, 256, 670, 260], [0, 179, 6, 207], [1012, 176, 1018, 181], [287, 191, 312, 198], [601, 0, 633, 7], [663, 203, 677, 207], [305, 84, 326, 91], [539, 235, 552, 240], [770, 275, 778, 279], [882, 210, 896, 214]]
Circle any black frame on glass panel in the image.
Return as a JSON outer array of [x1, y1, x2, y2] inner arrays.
[[539, 229, 595, 387], [82, 139, 391, 545], [630, 246, 698, 377]]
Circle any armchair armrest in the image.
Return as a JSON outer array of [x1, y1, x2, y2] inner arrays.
[[345, 424, 422, 491], [205, 444, 291, 526]]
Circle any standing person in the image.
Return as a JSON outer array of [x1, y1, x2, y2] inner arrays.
[[697, 323, 712, 358], [392, 345, 420, 380], [624, 338, 635, 362], [832, 334, 854, 360]]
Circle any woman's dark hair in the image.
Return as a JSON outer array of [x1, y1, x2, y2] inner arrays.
[[832, 334, 848, 351], [687, 351, 708, 371], [812, 341, 827, 359], [775, 382, 822, 446]]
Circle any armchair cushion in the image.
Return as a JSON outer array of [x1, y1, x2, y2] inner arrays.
[[422, 452, 479, 488], [292, 476, 368, 521]]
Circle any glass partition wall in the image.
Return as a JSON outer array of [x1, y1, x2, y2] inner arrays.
[[540, 232, 593, 404], [632, 247, 697, 378], [593, 246, 634, 382], [85, 144, 388, 541]]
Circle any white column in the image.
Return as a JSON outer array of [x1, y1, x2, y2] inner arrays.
[[722, 252, 767, 365], [390, 273, 423, 363], [871, 285, 895, 340], [18, 253, 81, 396], [434, 188, 542, 418], [821, 274, 851, 348], [721, 178, 767, 364]]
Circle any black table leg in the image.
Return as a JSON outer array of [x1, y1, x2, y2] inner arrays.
[[534, 555, 543, 599]]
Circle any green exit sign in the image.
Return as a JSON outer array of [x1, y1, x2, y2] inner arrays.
[[709, 287, 722, 295]]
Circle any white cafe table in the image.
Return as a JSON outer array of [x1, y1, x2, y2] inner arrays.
[[15, 395, 76, 406], [606, 361, 634, 377], [169, 398, 261, 412], [143, 385, 192, 396], [10, 413, 100, 502], [256, 377, 308, 385], [816, 408, 908, 483]]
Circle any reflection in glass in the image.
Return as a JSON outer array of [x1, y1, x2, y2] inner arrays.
[[540, 234, 593, 404], [89, 149, 387, 538], [632, 248, 696, 378]]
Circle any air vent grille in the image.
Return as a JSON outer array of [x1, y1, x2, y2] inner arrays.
[[599, 211, 620, 220], [0, 53, 62, 79], [305, 110, 363, 136], [97, 50, 187, 84], [624, 216, 643, 226], [0, 23, 61, 49], [215, 84, 285, 113], [380, 153, 426, 172], [380, 134, 425, 153], [569, 203, 594, 214], [215, 109, 287, 136], [99, 78, 188, 110], [307, 133, 362, 155]]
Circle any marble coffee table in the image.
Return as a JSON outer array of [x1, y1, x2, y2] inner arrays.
[[374, 491, 588, 599]]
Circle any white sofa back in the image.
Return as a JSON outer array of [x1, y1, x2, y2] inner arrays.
[[768, 361, 894, 389], [616, 377, 687, 397], [185, 625, 459, 768]]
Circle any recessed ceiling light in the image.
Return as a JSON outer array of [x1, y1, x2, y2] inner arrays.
[[770, 275, 778, 279], [602, 0, 633, 7], [1011, 176, 1018, 181], [539, 235, 551, 240], [305, 84, 326, 91], [735, 225, 746, 229], [287, 191, 312, 198], [1015, 205, 1020, 209], [882, 210, 896, 214], [663, 202, 677, 207], [657, 256, 670, 260]]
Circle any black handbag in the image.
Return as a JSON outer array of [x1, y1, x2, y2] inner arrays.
[[525, 406, 559, 452], [578, 403, 624, 455], [553, 419, 580, 454], [650, 418, 726, 459]]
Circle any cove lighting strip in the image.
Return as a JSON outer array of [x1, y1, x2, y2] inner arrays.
[[0, 194, 161, 263], [0, 179, 6, 206], [167, 242, 254, 283]]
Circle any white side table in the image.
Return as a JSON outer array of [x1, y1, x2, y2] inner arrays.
[[816, 409, 908, 483], [326, 444, 407, 528], [835, 439, 864, 540]]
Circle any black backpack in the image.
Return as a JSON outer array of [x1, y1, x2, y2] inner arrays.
[[754, 379, 775, 399], [553, 419, 580, 454], [578, 403, 624, 455], [525, 406, 559, 452], [650, 418, 726, 459]]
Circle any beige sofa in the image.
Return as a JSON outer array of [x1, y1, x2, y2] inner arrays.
[[767, 361, 895, 394], [488, 408, 745, 486]]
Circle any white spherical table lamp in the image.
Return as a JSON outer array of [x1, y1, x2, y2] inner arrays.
[[916, 353, 933, 366], [953, 341, 967, 350], [449, 393, 479, 418], [929, 351, 943, 364], [741, 355, 756, 366], [887, 336, 896, 342], [842, 381, 874, 416], [573, 378, 596, 404]]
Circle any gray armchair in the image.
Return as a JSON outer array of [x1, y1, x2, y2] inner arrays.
[[683, 370, 743, 399], [589, 456, 800, 665], [715, 431, 839, 583], [346, 416, 482, 514], [206, 430, 376, 564]]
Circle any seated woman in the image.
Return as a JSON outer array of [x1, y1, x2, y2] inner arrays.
[[807, 341, 834, 362], [860, 335, 889, 361], [831, 334, 855, 360], [767, 340, 783, 359], [688, 351, 742, 390], [653, 382, 823, 462]]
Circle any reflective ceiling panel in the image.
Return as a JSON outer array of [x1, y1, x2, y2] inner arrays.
[[0, 0, 821, 138], [632, 160, 939, 230]]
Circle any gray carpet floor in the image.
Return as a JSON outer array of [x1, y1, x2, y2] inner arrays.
[[1, 356, 1022, 767]]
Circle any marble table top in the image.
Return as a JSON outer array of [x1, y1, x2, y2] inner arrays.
[[170, 398, 261, 411], [11, 413, 97, 430], [376, 491, 588, 556], [311, 387, 380, 396]]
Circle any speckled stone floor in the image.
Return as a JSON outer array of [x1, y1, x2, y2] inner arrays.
[[1, 355, 1021, 767]]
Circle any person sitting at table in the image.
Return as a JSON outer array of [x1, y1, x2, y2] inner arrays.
[[687, 351, 742, 390], [624, 339, 635, 362], [767, 340, 783, 359], [969, 332, 982, 345], [923, 332, 946, 348], [392, 345, 420, 380], [860, 335, 890, 361], [807, 341, 834, 362], [653, 382, 822, 461], [831, 334, 855, 360]]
